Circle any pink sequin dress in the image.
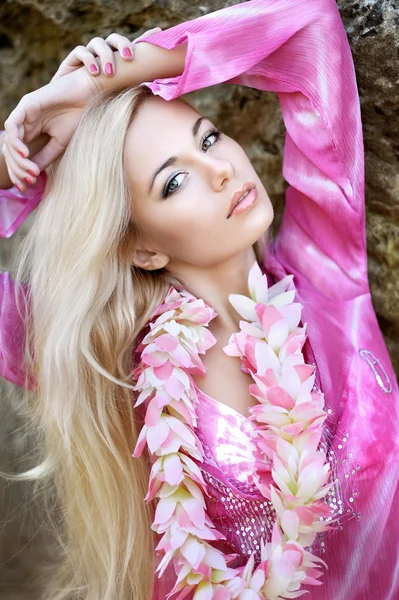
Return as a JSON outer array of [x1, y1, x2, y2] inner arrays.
[[1, 1, 398, 598]]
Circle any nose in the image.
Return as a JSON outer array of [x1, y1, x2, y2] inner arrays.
[[197, 153, 234, 190]]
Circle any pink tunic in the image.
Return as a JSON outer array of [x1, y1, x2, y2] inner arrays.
[[1, 0, 398, 598]]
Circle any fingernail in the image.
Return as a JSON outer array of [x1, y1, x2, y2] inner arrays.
[[24, 177, 32, 184], [16, 183, 22, 191], [90, 63, 98, 73], [27, 170, 37, 178], [18, 151, 25, 158], [122, 47, 132, 57], [105, 63, 113, 75]]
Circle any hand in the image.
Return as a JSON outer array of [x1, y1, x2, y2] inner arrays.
[[2, 68, 99, 191], [2, 27, 162, 192], [51, 28, 162, 81]]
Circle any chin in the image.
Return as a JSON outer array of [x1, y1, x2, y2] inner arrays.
[[244, 195, 274, 239]]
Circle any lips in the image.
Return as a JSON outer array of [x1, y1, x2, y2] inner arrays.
[[228, 182, 256, 218]]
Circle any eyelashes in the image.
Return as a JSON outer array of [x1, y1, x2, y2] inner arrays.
[[161, 128, 223, 199]]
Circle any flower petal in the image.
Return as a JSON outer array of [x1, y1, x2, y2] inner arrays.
[[164, 453, 184, 486], [228, 294, 258, 321]]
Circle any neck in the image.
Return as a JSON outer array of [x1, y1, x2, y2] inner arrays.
[[166, 245, 262, 331]]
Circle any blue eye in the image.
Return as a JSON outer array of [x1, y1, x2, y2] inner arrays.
[[161, 128, 223, 199]]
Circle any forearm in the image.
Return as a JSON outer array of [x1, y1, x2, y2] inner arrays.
[[0, 40, 186, 190], [0, 130, 49, 189], [91, 40, 188, 93]]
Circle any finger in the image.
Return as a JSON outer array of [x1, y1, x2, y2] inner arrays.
[[8, 165, 26, 192], [1, 145, 28, 190], [3, 137, 40, 181], [2, 142, 35, 182], [59, 45, 90, 68], [57, 45, 101, 77], [3, 147, 37, 185], [4, 109, 29, 157], [4, 128, 29, 160], [29, 136, 65, 173], [13, 102, 40, 146], [104, 33, 135, 60], [70, 46, 101, 75], [86, 37, 115, 76]]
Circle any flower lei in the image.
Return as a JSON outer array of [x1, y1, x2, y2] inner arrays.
[[132, 261, 336, 599]]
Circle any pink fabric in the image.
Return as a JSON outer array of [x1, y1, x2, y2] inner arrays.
[[0, 272, 36, 390], [133, 1, 399, 597], [1, 0, 398, 598], [0, 153, 47, 387], [0, 170, 47, 238]]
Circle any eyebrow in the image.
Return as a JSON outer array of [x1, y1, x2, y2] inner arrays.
[[148, 116, 211, 194]]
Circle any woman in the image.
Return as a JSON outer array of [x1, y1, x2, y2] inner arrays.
[[0, 0, 398, 599]]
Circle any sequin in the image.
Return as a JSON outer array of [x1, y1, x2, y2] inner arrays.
[[193, 363, 362, 566], [201, 470, 276, 565]]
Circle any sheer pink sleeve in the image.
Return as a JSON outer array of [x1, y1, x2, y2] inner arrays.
[[0, 130, 44, 388], [135, 0, 367, 300], [0, 272, 35, 390]]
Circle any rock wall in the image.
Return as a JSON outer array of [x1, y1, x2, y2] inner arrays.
[[1, 0, 397, 374], [0, 1, 398, 597]]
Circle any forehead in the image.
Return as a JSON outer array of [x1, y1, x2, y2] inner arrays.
[[123, 96, 204, 192]]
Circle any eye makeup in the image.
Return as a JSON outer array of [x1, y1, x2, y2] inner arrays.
[[161, 128, 223, 199]]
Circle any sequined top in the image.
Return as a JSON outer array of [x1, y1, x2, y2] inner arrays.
[[152, 322, 355, 600], [1, 0, 399, 599]]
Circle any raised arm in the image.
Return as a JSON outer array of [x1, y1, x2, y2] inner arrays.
[[134, 0, 368, 300], [0, 37, 188, 388]]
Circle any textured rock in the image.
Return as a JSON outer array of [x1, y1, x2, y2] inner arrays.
[[1, 0, 397, 375], [338, 0, 399, 374], [0, 0, 398, 597]]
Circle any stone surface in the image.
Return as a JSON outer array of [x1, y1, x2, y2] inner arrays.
[[0, 0, 398, 597]]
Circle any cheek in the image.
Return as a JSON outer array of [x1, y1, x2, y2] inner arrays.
[[143, 190, 217, 240], [139, 202, 224, 262], [134, 205, 197, 251], [154, 211, 214, 251]]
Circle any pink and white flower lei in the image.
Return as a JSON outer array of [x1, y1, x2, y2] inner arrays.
[[132, 261, 336, 599]]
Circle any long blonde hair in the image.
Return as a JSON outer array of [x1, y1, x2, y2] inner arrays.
[[1, 85, 267, 600]]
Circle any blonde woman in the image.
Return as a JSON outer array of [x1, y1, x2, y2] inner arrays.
[[0, 1, 398, 599]]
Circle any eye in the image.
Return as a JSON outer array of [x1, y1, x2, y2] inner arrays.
[[163, 172, 185, 197], [162, 128, 223, 199], [201, 128, 222, 151]]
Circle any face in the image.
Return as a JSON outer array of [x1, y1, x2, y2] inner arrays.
[[123, 95, 274, 273]]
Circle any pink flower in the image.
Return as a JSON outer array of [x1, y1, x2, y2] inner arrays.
[[259, 527, 327, 599], [270, 486, 334, 544], [166, 545, 239, 599], [227, 263, 297, 327], [133, 413, 203, 459], [131, 259, 333, 600]]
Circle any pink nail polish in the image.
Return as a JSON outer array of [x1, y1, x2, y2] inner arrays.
[[90, 64, 98, 72], [122, 47, 132, 57], [18, 151, 25, 158], [24, 177, 32, 185], [27, 170, 37, 178], [105, 63, 113, 75], [16, 183, 22, 191]]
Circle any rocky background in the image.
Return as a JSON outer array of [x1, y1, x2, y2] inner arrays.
[[0, 0, 398, 598]]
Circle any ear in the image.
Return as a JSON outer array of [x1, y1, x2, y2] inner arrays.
[[131, 248, 170, 271]]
